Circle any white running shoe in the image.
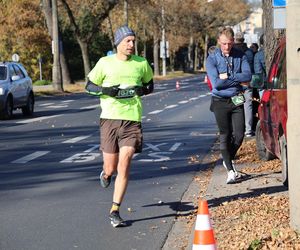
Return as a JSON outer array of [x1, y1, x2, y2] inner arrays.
[[226, 170, 236, 184], [223, 161, 238, 177]]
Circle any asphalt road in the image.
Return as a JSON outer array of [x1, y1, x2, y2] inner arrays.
[[0, 74, 217, 250]]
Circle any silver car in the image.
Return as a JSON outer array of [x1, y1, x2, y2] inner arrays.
[[0, 61, 34, 119]]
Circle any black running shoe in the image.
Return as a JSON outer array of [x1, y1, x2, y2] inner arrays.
[[109, 211, 125, 228], [100, 171, 111, 188]]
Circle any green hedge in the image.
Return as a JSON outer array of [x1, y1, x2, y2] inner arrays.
[[33, 80, 51, 86]]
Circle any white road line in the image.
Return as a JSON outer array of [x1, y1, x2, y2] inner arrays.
[[46, 105, 68, 109], [179, 100, 189, 104], [189, 97, 199, 101], [148, 110, 163, 114], [80, 104, 99, 110], [16, 115, 62, 124], [62, 135, 92, 144], [39, 103, 55, 106], [12, 151, 50, 164], [169, 143, 182, 151], [165, 104, 178, 109], [84, 144, 99, 153], [61, 100, 74, 103]]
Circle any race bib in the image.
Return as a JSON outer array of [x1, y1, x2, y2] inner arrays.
[[231, 94, 245, 106], [116, 88, 136, 99]]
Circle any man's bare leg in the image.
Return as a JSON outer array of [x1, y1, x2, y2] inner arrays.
[[102, 152, 119, 178], [113, 146, 135, 205]]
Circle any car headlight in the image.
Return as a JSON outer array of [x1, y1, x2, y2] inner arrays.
[[0, 87, 4, 95]]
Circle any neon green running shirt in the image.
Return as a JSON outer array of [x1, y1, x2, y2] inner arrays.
[[88, 54, 153, 122]]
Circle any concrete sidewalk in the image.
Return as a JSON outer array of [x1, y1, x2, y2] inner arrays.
[[205, 159, 287, 208]]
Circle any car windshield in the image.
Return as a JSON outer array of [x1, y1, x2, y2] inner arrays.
[[0, 66, 7, 80]]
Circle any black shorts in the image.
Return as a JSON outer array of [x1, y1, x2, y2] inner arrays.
[[100, 119, 143, 153]]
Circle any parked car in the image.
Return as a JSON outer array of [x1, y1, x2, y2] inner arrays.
[[0, 61, 34, 119], [254, 37, 288, 186]]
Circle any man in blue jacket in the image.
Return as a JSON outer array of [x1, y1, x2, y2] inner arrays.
[[206, 27, 252, 184]]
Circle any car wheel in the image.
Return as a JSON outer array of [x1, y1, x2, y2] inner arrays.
[[279, 134, 288, 187], [22, 93, 34, 116], [0, 96, 13, 120], [255, 120, 275, 161]]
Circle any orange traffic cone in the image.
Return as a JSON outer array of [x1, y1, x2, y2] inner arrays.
[[192, 199, 217, 250], [176, 81, 180, 90]]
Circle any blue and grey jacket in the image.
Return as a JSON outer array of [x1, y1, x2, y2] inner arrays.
[[206, 47, 252, 98], [254, 48, 266, 75]]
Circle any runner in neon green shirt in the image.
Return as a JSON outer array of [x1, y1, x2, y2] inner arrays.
[[86, 25, 153, 227], [87, 53, 153, 122]]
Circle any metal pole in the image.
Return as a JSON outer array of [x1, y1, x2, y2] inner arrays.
[[161, 2, 166, 76], [39, 58, 42, 81], [287, 0, 300, 230], [52, 0, 62, 91]]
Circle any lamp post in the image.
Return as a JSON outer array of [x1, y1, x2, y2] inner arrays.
[[52, 0, 62, 91], [161, 1, 166, 76]]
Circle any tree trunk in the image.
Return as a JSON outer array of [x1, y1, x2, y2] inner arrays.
[[153, 35, 160, 76], [124, 0, 128, 25], [77, 38, 91, 79], [135, 37, 138, 55], [188, 35, 194, 71], [170, 51, 175, 72], [194, 44, 198, 72], [60, 47, 72, 84], [41, 0, 72, 84], [262, 0, 286, 72], [203, 34, 209, 71], [107, 16, 115, 51]]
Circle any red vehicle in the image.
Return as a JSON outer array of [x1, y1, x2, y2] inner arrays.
[[255, 37, 288, 186]]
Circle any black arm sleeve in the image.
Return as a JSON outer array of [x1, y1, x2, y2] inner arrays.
[[85, 80, 102, 96]]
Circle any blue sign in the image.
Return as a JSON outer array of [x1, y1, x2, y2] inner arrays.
[[273, 0, 286, 7]]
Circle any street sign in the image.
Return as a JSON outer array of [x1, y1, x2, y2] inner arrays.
[[273, 0, 286, 7], [273, 7, 286, 29], [12, 53, 20, 62], [160, 41, 169, 58]]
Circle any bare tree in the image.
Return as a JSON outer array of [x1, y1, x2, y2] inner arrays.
[[41, 0, 72, 85], [59, 0, 118, 78]]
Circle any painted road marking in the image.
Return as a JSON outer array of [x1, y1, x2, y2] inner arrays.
[[60, 145, 100, 163], [169, 143, 182, 151], [12, 151, 50, 164], [138, 142, 182, 162], [39, 103, 55, 106], [190, 131, 217, 137], [46, 105, 68, 109], [148, 110, 163, 114], [80, 104, 99, 110], [165, 104, 178, 109], [61, 100, 74, 103], [178, 100, 189, 104], [16, 115, 62, 124], [62, 135, 92, 144]]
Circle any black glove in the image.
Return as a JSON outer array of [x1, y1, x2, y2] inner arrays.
[[102, 85, 120, 97], [134, 86, 145, 96], [142, 81, 154, 95]]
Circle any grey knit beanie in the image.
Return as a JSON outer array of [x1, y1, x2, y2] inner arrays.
[[114, 25, 135, 46]]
